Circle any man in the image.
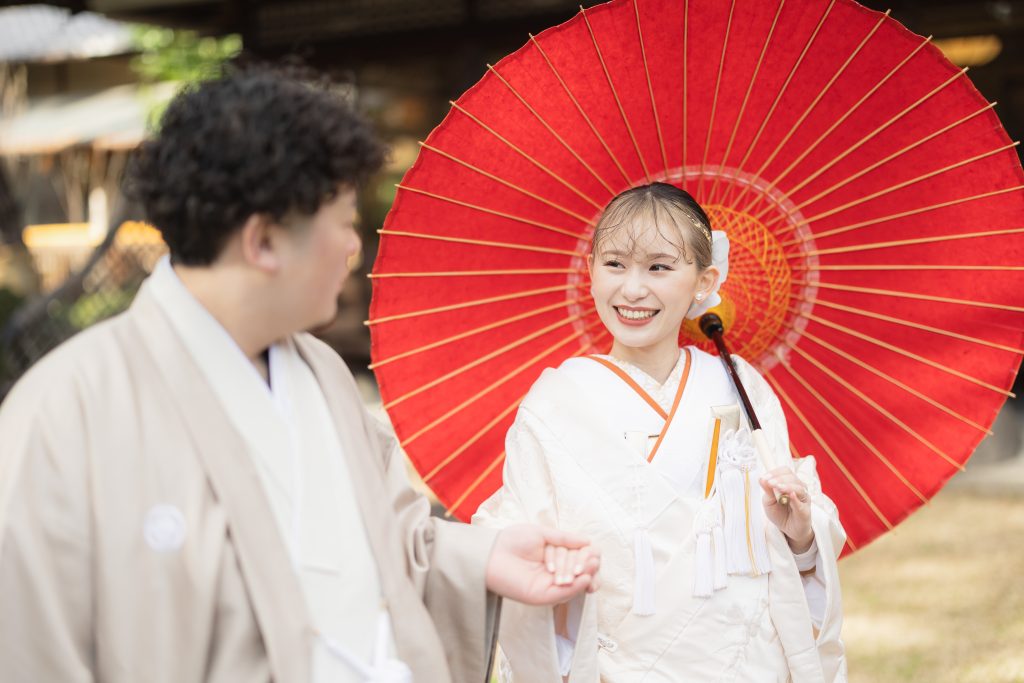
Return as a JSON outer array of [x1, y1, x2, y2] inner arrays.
[[0, 65, 598, 683]]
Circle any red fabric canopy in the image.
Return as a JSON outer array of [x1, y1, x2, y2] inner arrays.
[[370, 0, 1024, 552]]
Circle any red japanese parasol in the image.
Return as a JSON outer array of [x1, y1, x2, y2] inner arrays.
[[369, 0, 1024, 552]]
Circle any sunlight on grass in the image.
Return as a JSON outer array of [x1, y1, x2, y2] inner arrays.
[[842, 490, 1024, 682]]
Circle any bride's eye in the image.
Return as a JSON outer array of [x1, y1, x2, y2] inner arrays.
[[604, 260, 623, 268], [650, 263, 673, 272]]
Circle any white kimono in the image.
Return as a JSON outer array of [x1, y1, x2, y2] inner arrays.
[[474, 347, 847, 682]]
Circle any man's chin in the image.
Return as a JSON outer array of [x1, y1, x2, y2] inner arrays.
[[306, 304, 340, 333]]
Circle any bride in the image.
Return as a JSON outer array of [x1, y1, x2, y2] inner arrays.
[[473, 182, 846, 682]]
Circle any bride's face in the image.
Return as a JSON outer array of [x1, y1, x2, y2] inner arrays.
[[589, 218, 718, 354]]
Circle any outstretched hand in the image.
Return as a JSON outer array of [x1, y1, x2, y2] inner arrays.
[[485, 524, 601, 606], [759, 467, 814, 553]]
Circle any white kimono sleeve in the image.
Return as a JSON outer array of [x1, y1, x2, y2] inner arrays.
[[473, 406, 598, 683], [735, 356, 847, 633]]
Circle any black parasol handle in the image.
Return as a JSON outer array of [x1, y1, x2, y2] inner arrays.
[[699, 313, 761, 431], [700, 312, 789, 505]]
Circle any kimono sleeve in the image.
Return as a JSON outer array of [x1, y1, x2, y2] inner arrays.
[[474, 407, 600, 683], [734, 356, 848, 679], [473, 405, 560, 529], [0, 383, 94, 683], [367, 414, 501, 683]]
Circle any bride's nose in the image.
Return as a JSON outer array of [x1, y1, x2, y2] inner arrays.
[[620, 267, 649, 301]]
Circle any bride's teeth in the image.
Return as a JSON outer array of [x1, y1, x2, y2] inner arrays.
[[617, 307, 655, 320]]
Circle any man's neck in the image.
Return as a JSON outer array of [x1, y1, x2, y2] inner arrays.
[[173, 262, 282, 378]]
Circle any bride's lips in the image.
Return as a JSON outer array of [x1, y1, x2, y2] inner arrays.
[[614, 306, 659, 327]]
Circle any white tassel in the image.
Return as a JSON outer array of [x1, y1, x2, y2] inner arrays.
[[693, 496, 725, 597], [632, 527, 656, 615], [745, 469, 772, 574], [712, 523, 728, 590], [718, 428, 774, 577], [721, 464, 752, 575]]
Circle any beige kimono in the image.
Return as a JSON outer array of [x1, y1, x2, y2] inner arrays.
[[0, 275, 500, 683]]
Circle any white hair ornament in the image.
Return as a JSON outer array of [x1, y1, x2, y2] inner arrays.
[[685, 230, 729, 320]]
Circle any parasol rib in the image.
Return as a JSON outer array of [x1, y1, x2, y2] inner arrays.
[[795, 222, 1024, 255], [722, 0, 836, 208], [366, 283, 580, 326], [784, 142, 1020, 232], [419, 142, 599, 220], [797, 297, 1024, 357], [795, 279, 1024, 316], [768, 66, 971, 205], [384, 308, 598, 409], [736, 10, 892, 217], [697, 0, 737, 201], [396, 184, 587, 240], [402, 323, 609, 447], [707, 0, 786, 205], [787, 340, 961, 473], [632, 0, 668, 173], [369, 297, 587, 369], [377, 229, 582, 257], [797, 326, 994, 436], [766, 367, 894, 530], [741, 33, 931, 216], [681, 0, 689, 192], [434, 333, 606, 505], [797, 310, 1016, 396], [789, 441, 801, 460], [482, 67, 613, 206], [370, 268, 577, 278], [448, 100, 610, 205], [530, 33, 631, 188], [581, 4, 652, 182], [782, 187, 1024, 248], [445, 451, 506, 518], [767, 104, 1000, 230], [426, 405, 521, 482], [807, 264, 1024, 272]]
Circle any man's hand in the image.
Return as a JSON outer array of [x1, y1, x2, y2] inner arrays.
[[759, 466, 814, 553], [485, 524, 601, 605]]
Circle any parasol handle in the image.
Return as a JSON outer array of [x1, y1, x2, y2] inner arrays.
[[699, 313, 789, 506]]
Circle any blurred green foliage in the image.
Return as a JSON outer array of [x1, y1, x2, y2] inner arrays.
[[66, 288, 138, 330], [132, 27, 242, 84], [130, 27, 242, 126]]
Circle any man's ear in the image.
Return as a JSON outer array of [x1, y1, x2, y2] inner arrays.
[[239, 213, 281, 272]]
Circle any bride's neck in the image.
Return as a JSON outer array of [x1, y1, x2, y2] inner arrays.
[[609, 338, 681, 384]]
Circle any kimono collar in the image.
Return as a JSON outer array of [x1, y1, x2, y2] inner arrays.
[[145, 255, 275, 398]]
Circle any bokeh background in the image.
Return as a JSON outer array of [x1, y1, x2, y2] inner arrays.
[[0, 1, 1022, 680]]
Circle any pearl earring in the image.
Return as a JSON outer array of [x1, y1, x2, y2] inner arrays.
[[695, 292, 705, 301]]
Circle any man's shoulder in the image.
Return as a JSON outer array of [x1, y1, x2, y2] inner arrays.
[[293, 332, 356, 383], [1, 312, 137, 418]]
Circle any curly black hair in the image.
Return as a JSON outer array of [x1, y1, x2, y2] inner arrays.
[[125, 64, 387, 265]]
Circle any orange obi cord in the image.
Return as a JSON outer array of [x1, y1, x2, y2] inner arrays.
[[704, 417, 722, 499], [587, 350, 694, 463]]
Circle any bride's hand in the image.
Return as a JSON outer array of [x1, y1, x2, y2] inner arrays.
[[758, 467, 813, 553]]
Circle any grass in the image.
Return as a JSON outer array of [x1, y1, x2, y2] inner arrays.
[[842, 490, 1024, 682]]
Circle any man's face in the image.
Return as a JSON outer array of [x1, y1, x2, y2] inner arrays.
[[277, 186, 361, 331]]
